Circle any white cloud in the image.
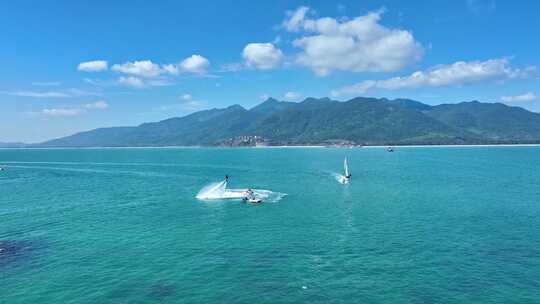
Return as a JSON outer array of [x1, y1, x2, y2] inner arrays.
[[259, 94, 270, 101], [242, 43, 283, 69], [283, 7, 423, 76], [501, 92, 537, 103], [331, 58, 537, 96], [163, 55, 210, 75], [162, 64, 178, 75], [84, 100, 109, 109], [95, 56, 210, 79], [284, 91, 302, 100], [1, 89, 101, 98], [1, 90, 71, 98], [163, 55, 208, 75], [112, 60, 162, 77], [77, 60, 108, 72], [118, 76, 145, 88], [180, 94, 193, 101], [282, 6, 310, 32], [40, 100, 108, 118], [42, 108, 84, 117], [180, 55, 210, 74]]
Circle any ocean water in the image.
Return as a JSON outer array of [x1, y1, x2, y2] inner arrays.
[[1, 147, 539, 303]]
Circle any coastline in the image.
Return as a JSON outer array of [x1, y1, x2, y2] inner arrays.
[[2, 143, 540, 150], [361, 144, 540, 148]]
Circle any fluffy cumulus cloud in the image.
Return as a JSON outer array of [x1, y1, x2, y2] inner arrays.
[[282, 7, 423, 76], [164, 55, 210, 74], [242, 43, 283, 69], [77, 60, 108, 72], [179, 55, 210, 74], [111, 55, 210, 78], [112, 60, 162, 77], [283, 91, 302, 100], [332, 59, 538, 96], [501, 92, 537, 103]]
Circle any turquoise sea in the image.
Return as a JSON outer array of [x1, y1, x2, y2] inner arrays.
[[1, 147, 539, 303]]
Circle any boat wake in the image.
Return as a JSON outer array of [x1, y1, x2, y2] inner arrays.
[[196, 181, 286, 203], [333, 173, 348, 184]]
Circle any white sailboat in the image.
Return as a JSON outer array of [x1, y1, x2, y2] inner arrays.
[[344, 157, 349, 178], [339, 157, 351, 184]]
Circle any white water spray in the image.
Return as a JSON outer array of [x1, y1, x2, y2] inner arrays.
[[196, 180, 286, 202]]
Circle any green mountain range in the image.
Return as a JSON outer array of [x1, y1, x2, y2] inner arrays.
[[37, 97, 540, 147]]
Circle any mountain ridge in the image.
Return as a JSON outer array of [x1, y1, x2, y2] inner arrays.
[[28, 97, 540, 147]]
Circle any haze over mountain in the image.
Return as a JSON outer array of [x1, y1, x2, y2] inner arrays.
[[32, 97, 540, 147]]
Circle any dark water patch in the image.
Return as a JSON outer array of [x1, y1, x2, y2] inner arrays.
[[107, 282, 176, 302], [147, 283, 176, 300], [148, 283, 176, 300], [0, 240, 35, 268]]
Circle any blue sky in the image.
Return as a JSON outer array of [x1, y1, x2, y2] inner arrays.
[[1, 0, 539, 143]]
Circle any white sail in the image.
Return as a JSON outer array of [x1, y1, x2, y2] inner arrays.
[[344, 157, 349, 177]]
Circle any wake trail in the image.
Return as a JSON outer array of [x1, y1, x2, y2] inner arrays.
[[196, 181, 286, 202]]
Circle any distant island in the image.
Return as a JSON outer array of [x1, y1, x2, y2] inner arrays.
[[5, 97, 540, 147]]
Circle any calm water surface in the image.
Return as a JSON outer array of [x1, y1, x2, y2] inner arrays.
[[1, 147, 539, 303]]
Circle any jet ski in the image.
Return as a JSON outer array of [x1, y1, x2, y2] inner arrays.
[[243, 189, 262, 203], [243, 197, 262, 204]]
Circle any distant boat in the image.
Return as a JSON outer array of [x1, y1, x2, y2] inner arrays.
[[387, 147, 394, 152], [242, 189, 262, 203], [338, 157, 351, 184], [0, 167, 4, 171]]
